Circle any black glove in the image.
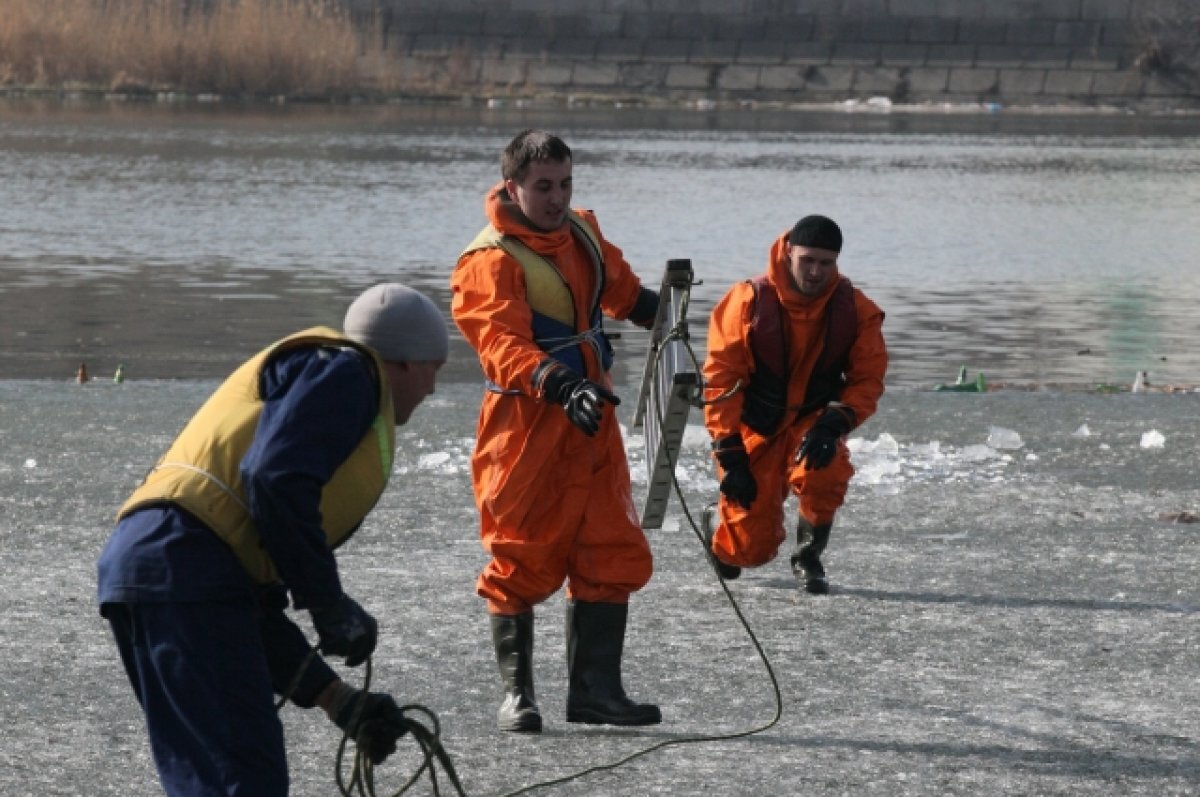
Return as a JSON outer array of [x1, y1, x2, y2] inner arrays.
[[796, 407, 855, 471], [309, 594, 378, 668], [257, 586, 339, 709], [328, 684, 410, 765], [534, 360, 620, 437], [714, 435, 757, 510], [629, 286, 660, 330]]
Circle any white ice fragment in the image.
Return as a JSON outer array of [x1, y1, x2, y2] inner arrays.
[[24, 458, 37, 468], [1139, 430, 1165, 449], [959, 444, 999, 462], [848, 433, 902, 485], [1072, 424, 1091, 437], [681, 424, 711, 448], [848, 432, 899, 456], [417, 451, 452, 470], [909, 440, 944, 460], [856, 458, 902, 485], [987, 426, 1024, 450]]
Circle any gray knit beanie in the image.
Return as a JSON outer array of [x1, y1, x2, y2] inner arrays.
[[343, 283, 449, 363]]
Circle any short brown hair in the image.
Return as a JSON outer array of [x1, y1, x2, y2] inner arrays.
[[501, 129, 572, 182]]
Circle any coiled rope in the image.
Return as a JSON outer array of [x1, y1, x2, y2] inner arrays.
[[278, 653, 467, 796], [331, 658, 467, 797]]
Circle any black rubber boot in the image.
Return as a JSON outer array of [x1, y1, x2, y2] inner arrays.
[[490, 612, 542, 732], [565, 601, 662, 726], [701, 504, 741, 580], [790, 518, 832, 595]]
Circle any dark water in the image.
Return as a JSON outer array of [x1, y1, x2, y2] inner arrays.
[[2, 99, 1200, 389]]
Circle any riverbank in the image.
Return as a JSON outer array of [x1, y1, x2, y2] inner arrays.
[[4, 84, 1200, 118], [0, 0, 364, 97], [3, 0, 1198, 114]]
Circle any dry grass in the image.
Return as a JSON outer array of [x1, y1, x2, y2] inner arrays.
[[0, 0, 375, 96]]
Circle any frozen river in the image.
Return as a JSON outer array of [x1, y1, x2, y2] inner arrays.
[[1, 377, 1197, 795]]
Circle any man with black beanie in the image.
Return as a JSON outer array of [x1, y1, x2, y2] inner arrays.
[[700, 215, 888, 594]]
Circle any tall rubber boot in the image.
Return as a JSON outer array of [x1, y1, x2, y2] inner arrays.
[[790, 518, 832, 595], [701, 503, 741, 580], [565, 601, 661, 726], [490, 612, 542, 732]]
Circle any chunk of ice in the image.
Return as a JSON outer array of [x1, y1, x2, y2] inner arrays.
[[987, 426, 1024, 450], [1139, 430, 1165, 449], [417, 451, 453, 469], [848, 432, 899, 456], [960, 444, 999, 462]]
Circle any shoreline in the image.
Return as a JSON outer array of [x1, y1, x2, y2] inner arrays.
[[4, 85, 1200, 118]]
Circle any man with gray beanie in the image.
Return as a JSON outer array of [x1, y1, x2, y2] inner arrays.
[[97, 283, 447, 797], [701, 215, 887, 595]]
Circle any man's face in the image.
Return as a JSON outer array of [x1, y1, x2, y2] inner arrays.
[[505, 158, 572, 230], [786, 243, 839, 297], [384, 360, 444, 425]]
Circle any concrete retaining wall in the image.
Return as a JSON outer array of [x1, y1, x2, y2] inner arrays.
[[345, 0, 1199, 110]]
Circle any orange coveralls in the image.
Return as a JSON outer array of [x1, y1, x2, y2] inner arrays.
[[703, 232, 887, 568], [451, 184, 654, 615]]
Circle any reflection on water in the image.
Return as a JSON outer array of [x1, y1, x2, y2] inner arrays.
[[2, 100, 1199, 387]]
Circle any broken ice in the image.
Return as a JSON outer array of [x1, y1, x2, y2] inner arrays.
[[986, 426, 1024, 450]]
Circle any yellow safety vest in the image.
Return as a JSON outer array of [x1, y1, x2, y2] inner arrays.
[[117, 327, 395, 584], [462, 210, 612, 378], [461, 209, 605, 327]]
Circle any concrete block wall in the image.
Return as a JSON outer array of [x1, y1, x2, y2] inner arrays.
[[346, 0, 1199, 109]]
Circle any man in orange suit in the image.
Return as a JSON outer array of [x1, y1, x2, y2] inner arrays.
[[451, 129, 661, 733], [702, 215, 887, 594]]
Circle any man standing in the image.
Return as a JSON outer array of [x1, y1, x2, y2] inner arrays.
[[97, 283, 448, 796], [451, 129, 661, 733], [702, 215, 887, 594]]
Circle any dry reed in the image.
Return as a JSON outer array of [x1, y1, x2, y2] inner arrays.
[[0, 0, 372, 96]]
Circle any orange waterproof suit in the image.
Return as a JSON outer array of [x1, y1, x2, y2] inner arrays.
[[451, 184, 654, 615], [702, 231, 887, 568]]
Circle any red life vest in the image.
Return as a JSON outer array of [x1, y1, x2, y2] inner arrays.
[[741, 275, 857, 435]]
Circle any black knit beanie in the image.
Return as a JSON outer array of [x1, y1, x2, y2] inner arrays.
[[788, 215, 842, 252]]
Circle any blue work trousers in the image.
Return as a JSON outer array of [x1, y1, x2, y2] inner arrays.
[[102, 599, 289, 797]]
